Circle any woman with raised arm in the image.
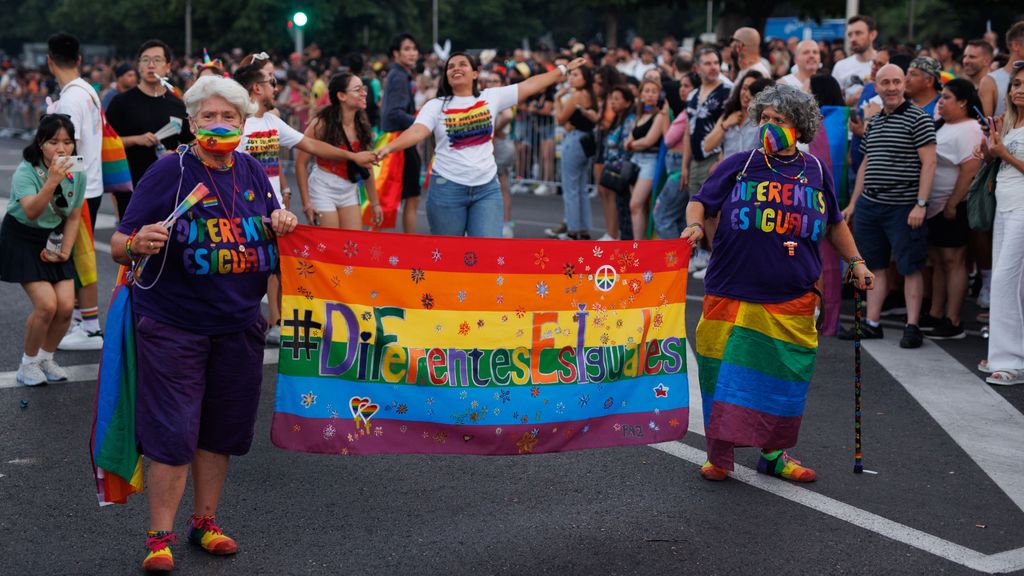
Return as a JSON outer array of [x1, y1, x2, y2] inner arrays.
[[376, 52, 585, 237]]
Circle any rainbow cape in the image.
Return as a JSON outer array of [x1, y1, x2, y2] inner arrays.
[[272, 228, 690, 455], [90, 266, 143, 505], [694, 292, 818, 470], [363, 132, 403, 229], [72, 200, 97, 287]]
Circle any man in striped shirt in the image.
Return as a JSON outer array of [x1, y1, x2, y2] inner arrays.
[[841, 64, 937, 349]]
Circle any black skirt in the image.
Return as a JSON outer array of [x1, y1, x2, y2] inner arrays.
[[0, 213, 75, 284]]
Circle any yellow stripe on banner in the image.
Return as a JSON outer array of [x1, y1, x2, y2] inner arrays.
[[735, 302, 817, 349], [694, 318, 734, 360], [281, 297, 687, 349], [280, 257, 687, 312]]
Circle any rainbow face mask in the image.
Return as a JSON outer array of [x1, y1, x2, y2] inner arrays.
[[195, 123, 241, 154], [759, 122, 797, 154]]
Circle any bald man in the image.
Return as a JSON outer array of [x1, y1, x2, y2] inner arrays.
[[729, 27, 770, 81], [839, 64, 937, 349], [779, 40, 821, 92]]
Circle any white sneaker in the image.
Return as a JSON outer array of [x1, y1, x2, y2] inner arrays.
[[544, 223, 567, 238], [598, 233, 615, 241], [534, 184, 554, 196], [511, 182, 528, 195], [58, 324, 104, 351], [39, 358, 68, 382], [977, 286, 990, 309], [16, 362, 47, 387], [266, 323, 281, 345], [690, 249, 710, 271], [691, 267, 708, 280], [502, 222, 515, 238]]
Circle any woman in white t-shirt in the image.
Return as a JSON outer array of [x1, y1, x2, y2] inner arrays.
[[977, 63, 1024, 386], [922, 79, 984, 340], [378, 52, 585, 237], [296, 73, 383, 230]]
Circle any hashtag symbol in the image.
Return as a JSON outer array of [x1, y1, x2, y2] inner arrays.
[[282, 309, 322, 361]]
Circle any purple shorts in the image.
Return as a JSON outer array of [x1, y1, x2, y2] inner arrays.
[[134, 314, 267, 465]]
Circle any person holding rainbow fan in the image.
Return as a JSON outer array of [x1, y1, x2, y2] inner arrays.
[[108, 75, 298, 572], [681, 84, 873, 483]]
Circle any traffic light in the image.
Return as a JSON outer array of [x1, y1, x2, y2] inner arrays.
[[292, 11, 307, 27]]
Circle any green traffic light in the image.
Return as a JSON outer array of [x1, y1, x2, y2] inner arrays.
[[292, 11, 307, 27]]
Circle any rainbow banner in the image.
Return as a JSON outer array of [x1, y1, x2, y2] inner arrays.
[[272, 229, 690, 456]]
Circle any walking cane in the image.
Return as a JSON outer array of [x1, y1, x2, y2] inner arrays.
[[853, 285, 863, 474]]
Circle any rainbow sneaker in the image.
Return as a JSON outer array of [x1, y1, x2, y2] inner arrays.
[[187, 514, 238, 555], [142, 531, 175, 573], [699, 460, 730, 481], [757, 450, 817, 482]]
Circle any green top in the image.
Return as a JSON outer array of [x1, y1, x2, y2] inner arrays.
[[7, 160, 86, 229]]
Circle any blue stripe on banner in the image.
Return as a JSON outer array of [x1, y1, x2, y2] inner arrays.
[[275, 373, 688, 425], [712, 362, 809, 417]]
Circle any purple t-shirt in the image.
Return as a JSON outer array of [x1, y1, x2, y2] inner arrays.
[[692, 149, 842, 303], [117, 150, 280, 334]]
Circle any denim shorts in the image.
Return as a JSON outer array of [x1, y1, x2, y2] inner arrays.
[[852, 195, 929, 275], [634, 151, 659, 181]]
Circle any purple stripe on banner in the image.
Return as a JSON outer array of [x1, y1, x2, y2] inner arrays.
[[271, 408, 688, 456], [706, 400, 802, 454]]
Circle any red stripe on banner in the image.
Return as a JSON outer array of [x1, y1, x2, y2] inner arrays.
[[282, 226, 691, 275], [706, 400, 803, 456]]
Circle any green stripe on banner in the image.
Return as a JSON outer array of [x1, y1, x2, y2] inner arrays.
[[719, 325, 818, 384]]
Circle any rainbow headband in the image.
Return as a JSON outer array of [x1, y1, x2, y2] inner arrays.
[[194, 48, 224, 76], [761, 123, 797, 152]]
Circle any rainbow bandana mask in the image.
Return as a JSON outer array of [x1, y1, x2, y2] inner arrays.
[[196, 123, 242, 154], [759, 123, 797, 154]]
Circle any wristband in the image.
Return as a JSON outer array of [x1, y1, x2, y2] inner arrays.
[[847, 256, 865, 267], [125, 230, 138, 261], [685, 223, 704, 232]]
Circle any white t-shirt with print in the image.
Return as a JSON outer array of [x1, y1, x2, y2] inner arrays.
[[55, 79, 103, 200], [929, 119, 984, 218], [239, 112, 305, 204], [995, 127, 1024, 213], [831, 56, 872, 90], [414, 85, 519, 186]]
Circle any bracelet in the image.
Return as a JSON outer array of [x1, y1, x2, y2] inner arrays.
[[125, 230, 138, 261], [847, 256, 865, 267], [685, 223, 704, 232]]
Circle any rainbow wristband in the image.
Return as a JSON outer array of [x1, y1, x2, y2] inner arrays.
[[125, 230, 138, 261], [847, 256, 865, 267]]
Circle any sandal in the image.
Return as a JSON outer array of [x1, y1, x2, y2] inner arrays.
[[978, 359, 993, 374], [986, 370, 1024, 386]]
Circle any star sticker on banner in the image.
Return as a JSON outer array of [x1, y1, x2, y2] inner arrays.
[[669, 418, 680, 428], [653, 383, 669, 397], [301, 391, 317, 408], [431, 248, 442, 262]]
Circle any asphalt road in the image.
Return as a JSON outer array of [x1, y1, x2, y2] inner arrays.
[[1, 138, 1022, 575]]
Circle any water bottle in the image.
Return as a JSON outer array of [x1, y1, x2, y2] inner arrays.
[[155, 142, 167, 158], [45, 230, 63, 257]]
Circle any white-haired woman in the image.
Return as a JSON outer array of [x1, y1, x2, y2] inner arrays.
[[682, 85, 873, 483], [109, 76, 298, 572]]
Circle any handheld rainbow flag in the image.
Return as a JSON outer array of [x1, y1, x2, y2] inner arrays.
[[91, 266, 143, 505], [273, 228, 690, 456], [363, 132, 403, 229], [133, 183, 210, 277], [72, 199, 97, 287]]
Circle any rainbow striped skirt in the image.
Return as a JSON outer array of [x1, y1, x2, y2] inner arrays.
[[695, 292, 819, 470]]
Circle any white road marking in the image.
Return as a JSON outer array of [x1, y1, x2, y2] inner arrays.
[[863, 337, 1024, 513], [0, 348, 279, 389], [650, 441, 1024, 574]]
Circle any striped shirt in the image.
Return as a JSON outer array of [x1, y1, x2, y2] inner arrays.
[[859, 101, 936, 205]]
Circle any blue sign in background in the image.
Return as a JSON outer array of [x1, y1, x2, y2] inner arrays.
[[764, 17, 847, 41]]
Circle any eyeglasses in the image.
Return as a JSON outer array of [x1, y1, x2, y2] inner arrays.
[[347, 85, 368, 93], [261, 78, 278, 88], [139, 56, 166, 66]]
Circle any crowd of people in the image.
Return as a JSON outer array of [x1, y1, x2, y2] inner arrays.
[[0, 15, 1023, 572]]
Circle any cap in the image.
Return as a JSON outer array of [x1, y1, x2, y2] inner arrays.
[[114, 63, 134, 78], [909, 56, 942, 82]]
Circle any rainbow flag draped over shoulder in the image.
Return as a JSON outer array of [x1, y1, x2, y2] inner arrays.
[[814, 106, 850, 207], [90, 266, 143, 505], [273, 229, 690, 456], [694, 293, 818, 470]]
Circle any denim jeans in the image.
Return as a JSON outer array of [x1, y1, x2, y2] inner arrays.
[[560, 130, 592, 233], [652, 152, 686, 239], [426, 174, 503, 237]]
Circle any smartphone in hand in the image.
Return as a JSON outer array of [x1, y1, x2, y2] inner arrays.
[[56, 155, 86, 172]]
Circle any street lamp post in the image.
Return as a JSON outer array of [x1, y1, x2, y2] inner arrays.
[[293, 11, 307, 56], [185, 0, 192, 57]]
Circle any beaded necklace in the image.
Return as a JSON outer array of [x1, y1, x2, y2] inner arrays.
[[197, 151, 247, 252], [761, 149, 808, 184]]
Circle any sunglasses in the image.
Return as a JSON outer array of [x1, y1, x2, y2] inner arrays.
[[261, 77, 278, 88]]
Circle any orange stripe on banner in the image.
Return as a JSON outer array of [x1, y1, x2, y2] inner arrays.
[[701, 295, 740, 323], [761, 292, 818, 317], [281, 257, 687, 311]]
